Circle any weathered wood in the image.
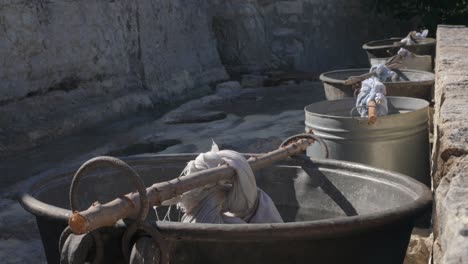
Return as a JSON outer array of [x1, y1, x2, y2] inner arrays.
[[367, 100, 377, 125], [69, 139, 312, 235], [343, 60, 402, 86]]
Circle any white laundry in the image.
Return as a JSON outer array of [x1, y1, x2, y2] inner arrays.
[[356, 77, 389, 118], [415, 29, 429, 39], [398, 29, 429, 59], [398, 47, 411, 57], [370, 64, 395, 82], [159, 142, 283, 224]]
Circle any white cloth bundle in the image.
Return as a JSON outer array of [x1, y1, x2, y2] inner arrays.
[[160, 142, 283, 224], [399, 29, 429, 56], [370, 63, 395, 82], [356, 77, 389, 118]]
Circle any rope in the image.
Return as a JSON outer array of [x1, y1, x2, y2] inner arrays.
[[279, 133, 329, 159], [162, 142, 284, 224]]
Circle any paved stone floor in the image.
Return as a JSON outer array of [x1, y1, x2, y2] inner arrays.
[[0, 82, 324, 263]]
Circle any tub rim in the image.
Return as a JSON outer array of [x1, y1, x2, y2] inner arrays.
[[18, 154, 432, 240], [304, 96, 429, 122], [362, 37, 436, 51], [319, 68, 435, 86]]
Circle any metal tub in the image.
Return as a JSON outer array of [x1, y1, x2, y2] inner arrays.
[[319, 68, 435, 101], [305, 97, 430, 185], [362, 37, 436, 60], [369, 55, 432, 72], [19, 154, 431, 264]]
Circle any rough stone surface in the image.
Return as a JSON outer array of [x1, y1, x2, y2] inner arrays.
[[164, 111, 228, 124], [404, 229, 433, 264], [215, 81, 242, 96], [432, 25, 468, 264], [241, 74, 267, 88], [434, 156, 468, 264], [211, 0, 418, 74], [0, 198, 46, 264], [0, 0, 228, 156], [0, 0, 418, 158]]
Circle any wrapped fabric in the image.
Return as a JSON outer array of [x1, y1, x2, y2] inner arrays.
[[356, 77, 389, 118], [415, 29, 429, 39], [370, 64, 395, 82], [399, 30, 429, 59], [159, 142, 283, 224], [398, 47, 411, 57]]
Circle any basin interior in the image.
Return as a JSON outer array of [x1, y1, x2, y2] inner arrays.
[[305, 97, 429, 118], [29, 156, 421, 224], [322, 69, 434, 83]]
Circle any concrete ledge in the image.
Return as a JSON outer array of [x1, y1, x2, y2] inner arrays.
[[432, 25, 468, 264]]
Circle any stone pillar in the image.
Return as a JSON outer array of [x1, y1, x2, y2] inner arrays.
[[432, 25, 468, 264]]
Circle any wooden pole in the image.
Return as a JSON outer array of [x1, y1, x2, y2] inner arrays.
[[368, 100, 377, 125], [69, 138, 312, 235], [343, 62, 402, 86]]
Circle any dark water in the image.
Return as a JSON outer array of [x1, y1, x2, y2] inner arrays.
[[276, 205, 345, 222], [153, 205, 345, 223]]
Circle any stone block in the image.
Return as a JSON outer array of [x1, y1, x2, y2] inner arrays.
[[434, 155, 468, 263], [216, 81, 242, 96], [404, 229, 433, 264], [432, 25, 468, 264]]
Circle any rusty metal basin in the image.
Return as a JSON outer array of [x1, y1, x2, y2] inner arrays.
[[362, 37, 436, 59], [19, 154, 431, 264]]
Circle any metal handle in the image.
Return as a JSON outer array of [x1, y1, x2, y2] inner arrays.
[[69, 156, 149, 222], [279, 133, 329, 159]]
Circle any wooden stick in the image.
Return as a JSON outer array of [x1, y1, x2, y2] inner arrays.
[[69, 139, 312, 235], [368, 100, 377, 125], [343, 60, 403, 86], [343, 72, 376, 85]]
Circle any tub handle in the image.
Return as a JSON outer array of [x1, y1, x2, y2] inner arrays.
[[350, 105, 378, 125], [59, 226, 103, 264], [68, 156, 150, 233], [279, 133, 329, 159], [123, 223, 173, 264]]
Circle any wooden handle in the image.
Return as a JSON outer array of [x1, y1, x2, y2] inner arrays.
[[344, 62, 402, 86], [69, 139, 312, 234], [368, 100, 377, 125], [343, 72, 376, 85]]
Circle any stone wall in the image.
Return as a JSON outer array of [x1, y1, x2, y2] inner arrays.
[[0, 0, 228, 155], [0, 0, 417, 156], [432, 25, 468, 264], [212, 0, 418, 74]]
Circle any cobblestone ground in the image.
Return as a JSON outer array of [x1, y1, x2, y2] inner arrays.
[[0, 82, 324, 263]]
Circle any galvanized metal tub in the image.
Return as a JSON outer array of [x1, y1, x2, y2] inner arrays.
[[305, 97, 430, 185], [362, 37, 436, 60], [319, 68, 435, 101], [370, 54, 432, 72], [19, 154, 431, 264]]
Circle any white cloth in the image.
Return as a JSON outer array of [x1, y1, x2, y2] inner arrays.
[[399, 30, 429, 57], [356, 77, 389, 118], [398, 48, 411, 58], [415, 29, 429, 39], [160, 142, 283, 224], [370, 64, 395, 82]]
